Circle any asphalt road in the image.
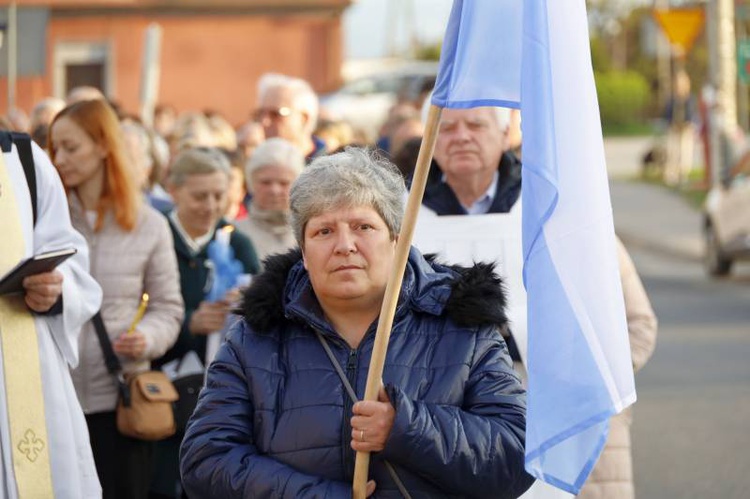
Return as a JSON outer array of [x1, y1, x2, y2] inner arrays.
[[627, 245, 750, 498]]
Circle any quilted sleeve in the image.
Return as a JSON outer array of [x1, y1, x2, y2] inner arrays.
[[180, 322, 352, 498], [380, 327, 536, 498]]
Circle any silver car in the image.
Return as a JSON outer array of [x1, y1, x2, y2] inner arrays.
[[320, 63, 437, 140], [703, 162, 750, 276]]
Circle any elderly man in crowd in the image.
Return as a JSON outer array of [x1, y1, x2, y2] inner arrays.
[[417, 105, 525, 380], [254, 73, 326, 161], [422, 106, 521, 215]]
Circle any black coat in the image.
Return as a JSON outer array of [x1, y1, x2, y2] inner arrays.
[[421, 152, 522, 215], [154, 218, 259, 367]]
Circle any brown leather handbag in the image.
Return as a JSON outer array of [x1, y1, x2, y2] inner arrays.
[[92, 313, 179, 441], [116, 370, 179, 440]]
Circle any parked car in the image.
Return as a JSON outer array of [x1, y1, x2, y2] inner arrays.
[[703, 152, 750, 276], [320, 62, 437, 140]]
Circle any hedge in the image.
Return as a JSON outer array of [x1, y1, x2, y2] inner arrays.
[[595, 70, 652, 134]]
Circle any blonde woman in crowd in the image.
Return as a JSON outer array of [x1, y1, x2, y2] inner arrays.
[[150, 147, 260, 498], [49, 99, 184, 499]]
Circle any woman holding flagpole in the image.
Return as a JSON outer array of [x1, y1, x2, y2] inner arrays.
[[49, 99, 184, 499], [180, 147, 534, 498]]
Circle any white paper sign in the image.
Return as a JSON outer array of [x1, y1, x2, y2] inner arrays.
[[413, 203, 528, 364], [414, 204, 573, 499]]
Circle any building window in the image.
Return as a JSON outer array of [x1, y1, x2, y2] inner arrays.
[[53, 41, 113, 99]]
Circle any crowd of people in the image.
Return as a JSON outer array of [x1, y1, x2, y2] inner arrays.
[[0, 70, 655, 499]]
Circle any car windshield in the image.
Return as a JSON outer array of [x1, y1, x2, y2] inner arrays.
[[342, 75, 413, 96]]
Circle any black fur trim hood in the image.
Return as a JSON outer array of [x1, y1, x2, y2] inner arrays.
[[239, 248, 508, 333]]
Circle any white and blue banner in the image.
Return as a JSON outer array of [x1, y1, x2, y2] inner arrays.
[[432, 0, 636, 493]]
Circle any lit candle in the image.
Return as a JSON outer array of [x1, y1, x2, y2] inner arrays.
[[215, 225, 234, 247], [126, 293, 149, 334]]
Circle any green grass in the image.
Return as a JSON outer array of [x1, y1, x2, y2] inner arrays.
[[681, 187, 708, 208], [602, 122, 655, 137]]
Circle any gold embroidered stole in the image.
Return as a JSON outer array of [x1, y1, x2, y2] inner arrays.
[[0, 152, 54, 497]]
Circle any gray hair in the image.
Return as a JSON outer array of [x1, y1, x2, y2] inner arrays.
[[489, 107, 512, 130], [168, 147, 231, 186], [290, 147, 406, 246], [245, 137, 305, 184], [257, 73, 319, 134], [420, 91, 511, 130]]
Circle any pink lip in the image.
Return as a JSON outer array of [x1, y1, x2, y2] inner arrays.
[[335, 265, 361, 271]]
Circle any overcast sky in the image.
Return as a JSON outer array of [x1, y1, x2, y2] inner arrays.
[[343, 0, 453, 60], [342, 0, 654, 60]]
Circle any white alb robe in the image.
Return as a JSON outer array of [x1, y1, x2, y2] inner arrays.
[[0, 142, 103, 498]]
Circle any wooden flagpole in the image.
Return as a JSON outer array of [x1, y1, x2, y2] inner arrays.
[[352, 104, 443, 498]]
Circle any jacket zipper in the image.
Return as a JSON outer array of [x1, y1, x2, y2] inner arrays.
[[342, 348, 358, 478]]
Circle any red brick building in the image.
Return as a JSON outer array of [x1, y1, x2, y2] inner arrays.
[[0, 0, 351, 125]]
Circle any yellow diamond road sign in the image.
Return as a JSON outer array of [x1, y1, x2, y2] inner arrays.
[[653, 8, 706, 53]]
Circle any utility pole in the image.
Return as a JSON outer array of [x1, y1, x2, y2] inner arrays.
[[717, 0, 738, 133], [654, 0, 671, 112], [140, 23, 162, 128], [711, 0, 738, 183], [737, 12, 748, 132]]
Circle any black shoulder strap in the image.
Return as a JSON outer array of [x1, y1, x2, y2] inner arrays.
[[92, 312, 132, 405], [9, 132, 37, 226], [92, 312, 123, 375], [0, 131, 12, 152]]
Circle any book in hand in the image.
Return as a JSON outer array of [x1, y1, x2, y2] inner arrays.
[[0, 248, 77, 296]]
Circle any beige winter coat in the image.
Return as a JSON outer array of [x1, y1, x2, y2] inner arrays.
[[234, 204, 297, 266], [69, 196, 184, 414], [578, 237, 658, 499]]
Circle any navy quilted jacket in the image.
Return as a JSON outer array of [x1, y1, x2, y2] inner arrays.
[[180, 248, 534, 498]]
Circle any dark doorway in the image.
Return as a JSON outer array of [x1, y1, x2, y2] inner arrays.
[[65, 62, 104, 95]]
